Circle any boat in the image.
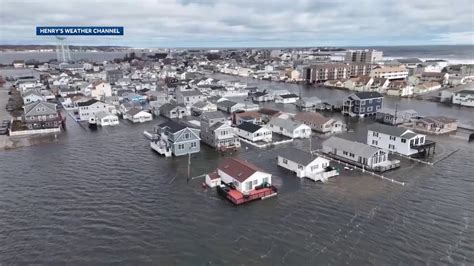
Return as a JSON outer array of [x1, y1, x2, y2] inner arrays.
[[88, 117, 97, 130], [143, 130, 159, 140]]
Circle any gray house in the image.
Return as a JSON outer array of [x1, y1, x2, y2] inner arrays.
[[176, 89, 204, 106], [151, 120, 201, 157], [342, 92, 384, 117], [200, 111, 240, 151], [159, 102, 190, 119]]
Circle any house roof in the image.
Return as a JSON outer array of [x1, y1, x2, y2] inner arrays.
[[237, 121, 262, 133], [353, 91, 384, 100], [158, 120, 186, 133], [200, 111, 227, 120], [278, 147, 319, 166], [368, 123, 415, 138], [217, 100, 238, 108], [179, 90, 202, 97], [279, 93, 299, 99], [77, 99, 100, 107], [95, 111, 115, 120], [456, 90, 474, 95], [423, 116, 457, 124], [294, 112, 331, 125], [217, 157, 265, 183], [24, 101, 57, 116], [126, 107, 142, 116], [323, 136, 380, 158], [269, 117, 306, 131], [258, 108, 280, 116]]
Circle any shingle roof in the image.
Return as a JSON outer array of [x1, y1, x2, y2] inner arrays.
[[295, 112, 331, 125], [179, 90, 202, 97], [200, 111, 227, 120], [77, 99, 100, 107], [279, 93, 299, 99], [278, 147, 317, 166], [218, 157, 265, 183], [24, 101, 57, 116], [353, 92, 384, 100], [237, 122, 262, 133], [269, 117, 306, 131], [158, 120, 186, 133], [322, 136, 380, 158], [368, 123, 412, 137]]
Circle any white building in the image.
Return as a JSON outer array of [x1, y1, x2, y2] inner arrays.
[[89, 81, 112, 100], [277, 148, 338, 181], [275, 93, 299, 104], [267, 117, 311, 139], [77, 99, 116, 121], [367, 123, 427, 156], [95, 111, 119, 126], [371, 66, 409, 80], [124, 108, 153, 123], [217, 158, 272, 194], [235, 122, 272, 142], [452, 89, 474, 107]]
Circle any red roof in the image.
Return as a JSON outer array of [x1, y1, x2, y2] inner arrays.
[[217, 158, 264, 183], [208, 171, 220, 180]]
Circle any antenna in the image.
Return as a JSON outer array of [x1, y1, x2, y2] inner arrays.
[[55, 36, 72, 63]]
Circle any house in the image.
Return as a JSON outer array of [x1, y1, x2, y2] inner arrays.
[[90, 81, 112, 100], [342, 92, 384, 117], [216, 100, 245, 113], [22, 90, 44, 104], [77, 99, 116, 121], [324, 80, 344, 88], [191, 101, 217, 114], [343, 76, 373, 91], [176, 90, 204, 106], [23, 101, 62, 130], [275, 93, 299, 104], [200, 115, 240, 150], [420, 72, 449, 85], [252, 91, 274, 102], [216, 157, 272, 194], [277, 148, 338, 181], [322, 136, 397, 171], [452, 89, 474, 107], [124, 108, 153, 123], [294, 112, 346, 134], [405, 116, 458, 135], [151, 120, 201, 157], [370, 77, 390, 93], [233, 111, 263, 125], [370, 65, 409, 80], [106, 70, 123, 84], [205, 171, 221, 188], [367, 124, 428, 156], [13, 60, 25, 68], [235, 122, 272, 142], [376, 108, 417, 125], [267, 117, 311, 138], [258, 108, 281, 122], [413, 81, 442, 95], [386, 81, 413, 97], [159, 102, 190, 119], [95, 111, 119, 126], [296, 97, 323, 111]]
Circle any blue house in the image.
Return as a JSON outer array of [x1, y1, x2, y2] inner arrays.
[[151, 120, 200, 157], [342, 92, 384, 117]]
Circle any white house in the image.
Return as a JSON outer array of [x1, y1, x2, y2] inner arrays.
[[452, 89, 474, 107], [277, 148, 338, 181], [322, 136, 391, 170], [205, 171, 221, 188], [22, 90, 44, 104], [89, 81, 112, 100], [267, 117, 311, 139], [95, 111, 119, 126], [367, 123, 427, 156], [275, 93, 299, 104], [217, 158, 272, 194], [124, 108, 153, 123], [294, 112, 346, 134], [235, 122, 272, 142], [77, 99, 116, 121]]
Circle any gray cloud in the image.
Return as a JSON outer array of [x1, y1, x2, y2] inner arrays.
[[0, 0, 473, 47]]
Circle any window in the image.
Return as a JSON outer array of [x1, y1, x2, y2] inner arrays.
[[178, 144, 184, 150], [361, 100, 366, 105], [390, 136, 396, 141], [343, 151, 348, 155], [253, 180, 258, 185], [368, 99, 373, 104], [262, 177, 269, 184], [191, 142, 197, 148], [246, 181, 252, 191], [373, 132, 379, 137], [372, 140, 378, 145], [360, 107, 365, 112], [185, 133, 190, 139], [349, 153, 355, 157], [389, 144, 395, 150], [298, 165, 303, 170], [401, 139, 406, 143], [367, 107, 373, 112], [283, 158, 288, 164]]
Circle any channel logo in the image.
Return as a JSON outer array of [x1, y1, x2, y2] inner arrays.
[[36, 26, 124, 36]]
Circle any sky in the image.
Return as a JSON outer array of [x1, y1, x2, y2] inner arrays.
[[0, 0, 473, 48]]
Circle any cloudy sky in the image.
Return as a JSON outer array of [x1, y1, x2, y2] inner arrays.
[[1, 0, 473, 47]]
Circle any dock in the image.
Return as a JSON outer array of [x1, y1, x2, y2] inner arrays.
[[217, 183, 277, 205]]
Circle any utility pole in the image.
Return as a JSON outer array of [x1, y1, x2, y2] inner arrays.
[[394, 103, 398, 126], [187, 153, 191, 182]]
